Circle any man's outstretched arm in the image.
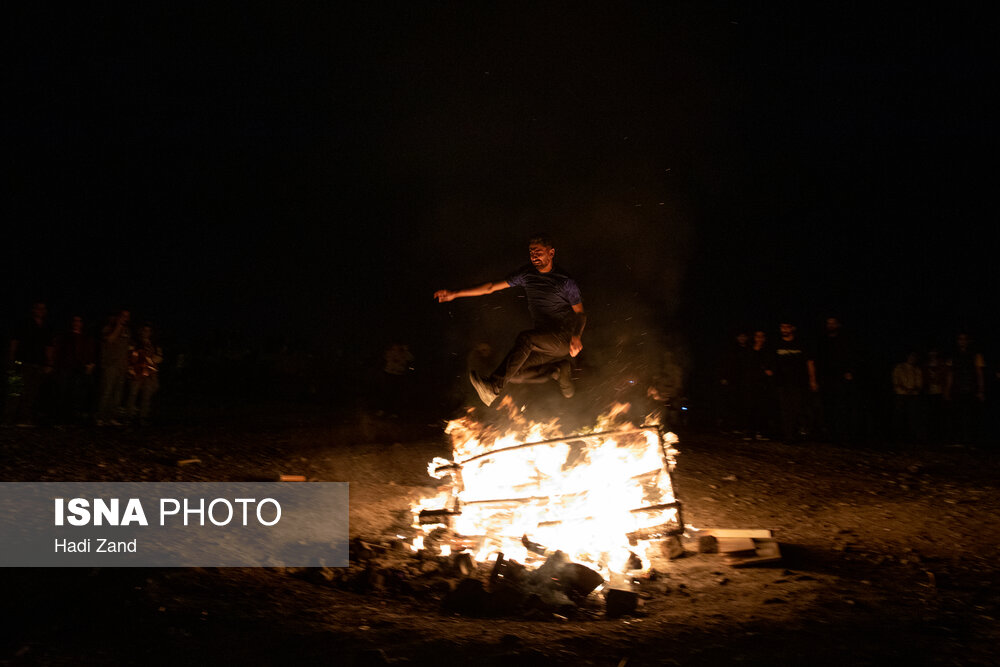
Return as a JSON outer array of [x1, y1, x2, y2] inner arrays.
[[434, 281, 510, 302], [569, 302, 586, 357]]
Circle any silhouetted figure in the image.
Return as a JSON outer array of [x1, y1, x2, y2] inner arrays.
[[97, 310, 131, 426], [3, 301, 54, 427], [718, 330, 751, 434], [126, 323, 163, 426], [892, 351, 925, 445], [773, 320, 817, 444], [647, 348, 686, 431], [945, 332, 985, 444], [434, 233, 585, 406], [815, 316, 859, 443], [744, 329, 776, 441], [54, 315, 96, 424], [990, 357, 1000, 444], [376, 341, 415, 417], [923, 348, 947, 443]]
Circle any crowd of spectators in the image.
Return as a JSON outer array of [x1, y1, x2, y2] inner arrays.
[[2, 302, 162, 427], [714, 316, 996, 448], [5, 298, 996, 452]]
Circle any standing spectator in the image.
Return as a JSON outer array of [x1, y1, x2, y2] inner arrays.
[[744, 329, 776, 441], [54, 315, 97, 424], [97, 309, 131, 426], [718, 330, 751, 435], [815, 316, 859, 443], [3, 301, 55, 426], [647, 348, 687, 431], [892, 351, 925, 444], [773, 319, 818, 444], [379, 341, 415, 417], [126, 323, 163, 426], [990, 355, 1000, 444], [945, 332, 985, 444], [923, 347, 947, 443]]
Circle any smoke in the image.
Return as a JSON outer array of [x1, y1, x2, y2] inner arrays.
[[557, 179, 697, 413]]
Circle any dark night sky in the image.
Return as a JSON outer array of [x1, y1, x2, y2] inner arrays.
[[4, 3, 997, 372]]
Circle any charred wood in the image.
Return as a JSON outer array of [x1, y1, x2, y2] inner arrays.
[[605, 588, 640, 618]]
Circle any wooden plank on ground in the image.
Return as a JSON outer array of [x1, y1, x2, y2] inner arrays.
[[715, 537, 756, 553], [698, 528, 773, 539], [726, 539, 782, 567]]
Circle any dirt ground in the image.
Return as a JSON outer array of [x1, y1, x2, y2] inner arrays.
[[1, 398, 999, 666]]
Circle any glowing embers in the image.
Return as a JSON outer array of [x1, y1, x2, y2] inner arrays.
[[411, 404, 683, 579]]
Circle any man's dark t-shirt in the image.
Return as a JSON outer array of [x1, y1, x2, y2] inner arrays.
[[56, 332, 96, 372], [505, 264, 582, 334], [773, 336, 813, 389], [13, 319, 53, 366]]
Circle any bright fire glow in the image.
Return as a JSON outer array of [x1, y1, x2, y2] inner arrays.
[[411, 400, 680, 578]]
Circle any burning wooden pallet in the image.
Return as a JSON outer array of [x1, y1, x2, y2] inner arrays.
[[411, 425, 685, 578]]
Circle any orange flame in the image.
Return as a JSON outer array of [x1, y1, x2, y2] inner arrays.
[[411, 403, 680, 578]]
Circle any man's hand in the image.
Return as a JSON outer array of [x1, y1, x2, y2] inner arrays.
[[434, 290, 456, 303], [569, 335, 583, 357]]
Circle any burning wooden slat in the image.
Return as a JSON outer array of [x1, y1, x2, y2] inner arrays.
[[521, 534, 549, 557], [625, 521, 683, 543], [431, 425, 672, 475], [417, 508, 460, 525], [412, 420, 683, 580]]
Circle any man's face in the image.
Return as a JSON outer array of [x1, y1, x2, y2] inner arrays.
[[736, 333, 748, 346], [754, 331, 766, 346], [32, 303, 47, 320], [528, 243, 555, 271], [71, 316, 83, 333], [779, 323, 795, 338], [825, 317, 841, 334]]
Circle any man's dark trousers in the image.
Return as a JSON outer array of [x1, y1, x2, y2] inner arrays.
[[490, 329, 571, 389]]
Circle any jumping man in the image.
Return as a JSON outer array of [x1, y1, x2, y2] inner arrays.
[[434, 233, 586, 406]]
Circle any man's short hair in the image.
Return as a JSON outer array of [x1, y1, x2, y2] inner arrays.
[[528, 232, 554, 248]]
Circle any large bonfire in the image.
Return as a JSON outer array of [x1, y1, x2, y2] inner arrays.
[[410, 399, 682, 583]]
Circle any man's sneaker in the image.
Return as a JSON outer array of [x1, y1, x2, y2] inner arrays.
[[469, 370, 499, 407], [555, 359, 575, 398]]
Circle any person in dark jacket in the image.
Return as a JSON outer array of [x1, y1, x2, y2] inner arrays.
[[54, 314, 97, 423]]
